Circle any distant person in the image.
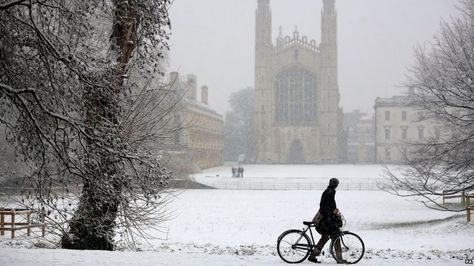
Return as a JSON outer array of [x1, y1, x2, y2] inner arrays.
[[231, 166, 237, 178], [308, 178, 343, 263], [238, 166, 244, 178]]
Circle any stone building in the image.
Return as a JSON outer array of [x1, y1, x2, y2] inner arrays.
[[343, 110, 375, 163], [166, 72, 224, 171], [374, 94, 442, 164], [254, 0, 343, 164]]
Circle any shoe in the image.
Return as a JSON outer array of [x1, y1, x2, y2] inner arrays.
[[337, 259, 348, 264], [312, 247, 321, 256], [307, 256, 320, 263]]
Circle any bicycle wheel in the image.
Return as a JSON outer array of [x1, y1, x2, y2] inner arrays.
[[330, 231, 365, 264], [277, 229, 311, 263]]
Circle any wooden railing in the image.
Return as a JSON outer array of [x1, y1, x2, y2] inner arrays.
[[442, 189, 467, 205], [0, 208, 45, 239]]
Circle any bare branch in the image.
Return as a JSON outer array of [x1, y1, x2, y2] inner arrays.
[[0, 0, 27, 10]]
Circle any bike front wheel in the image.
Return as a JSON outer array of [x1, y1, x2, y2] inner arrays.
[[330, 231, 365, 264], [277, 229, 311, 263]]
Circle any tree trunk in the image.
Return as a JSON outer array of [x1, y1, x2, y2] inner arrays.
[[62, 81, 124, 250], [62, 1, 139, 250]]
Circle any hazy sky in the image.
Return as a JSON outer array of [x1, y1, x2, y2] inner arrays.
[[167, 0, 459, 116]]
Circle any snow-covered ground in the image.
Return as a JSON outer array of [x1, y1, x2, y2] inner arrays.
[[191, 164, 405, 190], [0, 164, 473, 265], [193, 164, 398, 180]]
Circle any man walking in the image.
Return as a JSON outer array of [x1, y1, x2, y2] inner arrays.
[[308, 178, 342, 263]]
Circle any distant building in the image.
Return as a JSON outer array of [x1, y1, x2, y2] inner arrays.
[[374, 93, 441, 164], [254, 0, 343, 163], [343, 110, 375, 163], [167, 72, 224, 171]]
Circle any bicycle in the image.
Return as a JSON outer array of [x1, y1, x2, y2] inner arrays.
[[277, 219, 365, 264]]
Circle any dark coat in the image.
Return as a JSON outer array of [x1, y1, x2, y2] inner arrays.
[[319, 186, 337, 217], [317, 186, 339, 234]]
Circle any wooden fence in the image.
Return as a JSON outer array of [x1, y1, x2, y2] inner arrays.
[[441, 190, 474, 223], [442, 189, 468, 205], [0, 208, 45, 239]]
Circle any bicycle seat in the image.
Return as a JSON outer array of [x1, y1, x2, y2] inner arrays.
[[303, 221, 317, 226]]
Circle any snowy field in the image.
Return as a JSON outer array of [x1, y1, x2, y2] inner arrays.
[[191, 164, 405, 190], [0, 164, 473, 265]]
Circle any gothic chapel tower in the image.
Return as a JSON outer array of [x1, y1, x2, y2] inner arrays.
[[254, 0, 343, 163]]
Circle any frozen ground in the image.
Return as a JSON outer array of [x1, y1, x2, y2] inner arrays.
[[0, 164, 473, 265]]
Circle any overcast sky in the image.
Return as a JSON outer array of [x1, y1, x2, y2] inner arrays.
[[167, 0, 459, 116]]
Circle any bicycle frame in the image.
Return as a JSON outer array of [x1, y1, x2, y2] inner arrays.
[[292, 225, 318, 252], [291, 226, 352, 252]]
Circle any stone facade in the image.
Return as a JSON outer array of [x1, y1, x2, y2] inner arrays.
[[254, 0, 343, 163], [374, 94, 442, 164], [344, 110, 375, 164], [167, 72, 224, 171], [181, 99, 224, 169]]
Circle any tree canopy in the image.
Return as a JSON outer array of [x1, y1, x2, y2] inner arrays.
[[224, 87, 256, 162]]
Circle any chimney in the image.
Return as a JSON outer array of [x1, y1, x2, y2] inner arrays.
[[201, 85, 208, 105], [186, 74, 197, 100]]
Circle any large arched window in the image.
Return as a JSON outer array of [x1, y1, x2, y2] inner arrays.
[[275, 68, 317, 124]]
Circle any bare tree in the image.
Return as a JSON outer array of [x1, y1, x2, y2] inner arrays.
[[223, 87, 256, 162], [0, 0, 176, 250], [381, 0, 474, 212]]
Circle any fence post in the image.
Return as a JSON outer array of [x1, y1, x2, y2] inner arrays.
[[11, 210, 16, 239], [27, 211, 31, 236], [41, 208, 46, 237], [467, 196, 471, 223], [462, 190, 466, 205], [0, 210, 4, 236]]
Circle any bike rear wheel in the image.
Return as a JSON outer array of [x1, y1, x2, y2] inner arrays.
[[330, 231, 365, 264], [277, 229, 311, 263]]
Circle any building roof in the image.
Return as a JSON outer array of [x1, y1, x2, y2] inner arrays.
[[374, 95, 417, 108], [184, 98, 224, 121]]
